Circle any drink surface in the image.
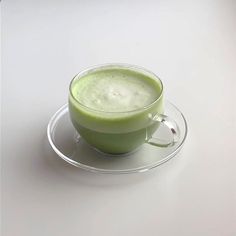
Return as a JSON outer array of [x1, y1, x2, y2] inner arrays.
[[71, 68, 162, 113]]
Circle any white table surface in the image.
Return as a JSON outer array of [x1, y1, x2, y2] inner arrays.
[[2, 0, 236, 235]]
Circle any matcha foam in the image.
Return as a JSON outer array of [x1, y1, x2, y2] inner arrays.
[[71, 68, 161, 112]]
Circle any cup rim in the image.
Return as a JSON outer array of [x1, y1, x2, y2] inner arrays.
[[69, 63, 164, 114]]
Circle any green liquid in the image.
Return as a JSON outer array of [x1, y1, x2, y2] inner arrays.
[[69, 66, 163, 154]]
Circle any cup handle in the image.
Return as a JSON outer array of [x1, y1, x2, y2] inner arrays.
[[146, 114, 180, 147]]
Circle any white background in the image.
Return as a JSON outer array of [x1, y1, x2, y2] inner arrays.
[[2, 0, 236, 235]]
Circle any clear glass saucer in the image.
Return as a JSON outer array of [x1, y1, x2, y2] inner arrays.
[[47, 101, 187, 174]]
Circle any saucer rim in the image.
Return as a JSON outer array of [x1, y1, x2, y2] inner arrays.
[[47, 101, 188, 174]]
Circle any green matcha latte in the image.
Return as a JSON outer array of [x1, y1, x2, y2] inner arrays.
[[69, 64, 164, 154]]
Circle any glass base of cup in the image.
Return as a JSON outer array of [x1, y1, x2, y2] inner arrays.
[[91, 144, 143, 157]]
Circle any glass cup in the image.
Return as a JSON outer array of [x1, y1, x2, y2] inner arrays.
[[68, 64, 179, 155]]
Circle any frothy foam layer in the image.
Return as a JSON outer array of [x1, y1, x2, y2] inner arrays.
[[71, 68, 161, 112]]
